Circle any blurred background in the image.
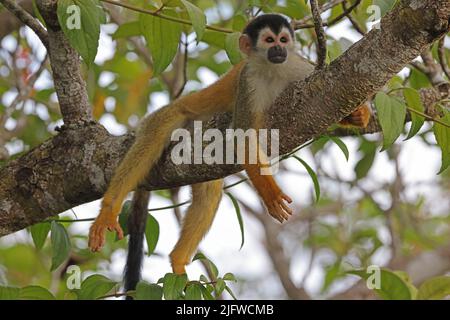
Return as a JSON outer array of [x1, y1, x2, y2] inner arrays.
[[0, 0, 449, 299]]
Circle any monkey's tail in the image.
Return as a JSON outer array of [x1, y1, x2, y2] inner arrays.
[[121, 106, 186, 299], [124, 188, 150, 299]]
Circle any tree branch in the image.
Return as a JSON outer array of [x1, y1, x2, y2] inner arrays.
[[0, 0, 34, 42], [310, 0, 327, 68], [1, 0, 449, 236], [35, 0, 94, 126], [0, 0, 49, 48]]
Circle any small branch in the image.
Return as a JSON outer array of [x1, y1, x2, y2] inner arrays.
[[342, 0, 366, 35], [438, 36, 450, 80], [173, 38, 189, 99], [297, 0, 363, 30], [293, 0, 346, 29], [309, 0, 327, 68], [36, 0, 94, 126], [99, 0, 233, 34], [420, 51, 447, 86], [0, 0, 49, 48]]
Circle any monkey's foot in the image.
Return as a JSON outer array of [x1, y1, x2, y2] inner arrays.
[[89, 217, 123, 252], [266, 193, 293, 223], [341, 104, 371, 128]]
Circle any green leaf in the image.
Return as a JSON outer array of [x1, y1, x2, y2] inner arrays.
[[403, 88, 425, 140], [181, 0, 206, 41], [293, 156, 320, 202], [19, 286, 55, 300], [50, 221, 71, 271], [349, 268, 413, 300], [118, 200, 132, 238], [225, 192, 245, 249], [140, 12, 181, 75], [409, 68, 431, 89], [193, 253, 219, 278], [225, 286, 238, 300], [417, 276, 450, 300], [215, 278, 226, 297], [30, 222, 51, 250], [232, 14, 247, 31], [57, 0, 105, 66], [433, 110, 450, 174], [112, 21, 141, 39], [374, 92, 407, 151], [77, 275, 117, 300], [225, 32, 243, 65], [200, 285, 215, 300], [185, 283, 203, 300], [0, 287, 20, 300], [202, 30, 226, 49], [162, 273, 187, 300], [145, 214, 160, 256], [355, 139, 377, 179], [328, 136, 349, 161], [135, 282, 163, 300], [223, 273, 237, 282]]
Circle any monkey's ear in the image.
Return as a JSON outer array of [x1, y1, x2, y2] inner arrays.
[[239, 34, 252, 55]]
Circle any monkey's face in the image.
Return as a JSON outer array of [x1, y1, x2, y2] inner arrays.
[[239, 26, 294, 65], [255, 27, 293, 64]]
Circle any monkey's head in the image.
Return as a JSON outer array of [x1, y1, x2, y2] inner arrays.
[[239, 14, 295, 64]]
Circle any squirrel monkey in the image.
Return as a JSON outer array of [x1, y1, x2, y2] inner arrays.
[[88, 14, 371, 292]]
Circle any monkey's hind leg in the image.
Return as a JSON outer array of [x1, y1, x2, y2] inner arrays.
[[170, 179, 224, 275]]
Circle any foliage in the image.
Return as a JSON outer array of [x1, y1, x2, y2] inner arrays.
[[0, 0, 449, 300]]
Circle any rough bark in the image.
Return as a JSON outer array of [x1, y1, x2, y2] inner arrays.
[[35, 0, 93, 125], [0, 0, 449, 236]]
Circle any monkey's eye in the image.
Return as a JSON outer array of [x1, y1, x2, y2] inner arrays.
[[266, 37, 275, 43], [280, 37, 288, 43]]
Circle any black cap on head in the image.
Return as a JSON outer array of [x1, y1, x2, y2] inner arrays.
[[242, 14, 293, 46]]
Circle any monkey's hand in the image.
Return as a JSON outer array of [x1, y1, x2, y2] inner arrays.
[[88, 206, 124, 252], [244, 163, 293, 223], [339, 103, 371, 128], [265, 192, 293, 223]]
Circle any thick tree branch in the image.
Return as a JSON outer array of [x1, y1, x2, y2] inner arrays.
[[0, 0, 449, 236], [36, 0, 94, 126]]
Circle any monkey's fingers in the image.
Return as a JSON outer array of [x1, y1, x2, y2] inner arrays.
[[108, 223, 124, 240], [88, 224, 106, 252], [89, 220, 123, 251], [279, 199, 293, 216], [281, 193, 293, 204], [268, 196, 292, 223]]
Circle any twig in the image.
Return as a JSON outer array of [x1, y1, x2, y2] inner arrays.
[[342, 0, 365, 35], [298, 0, 362, 30], [309, 0, 327, 68], [173, 38, 189, 99], [97, 291, 133, 300], [407, 107, 450, 128], [99, 0, 233, 34], [0, 0, 48, 48], [293, 0, 346, 29], [438, 36, 450, 80]]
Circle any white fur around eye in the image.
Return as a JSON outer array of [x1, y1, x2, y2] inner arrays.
[[256, 27, 276, 49]]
